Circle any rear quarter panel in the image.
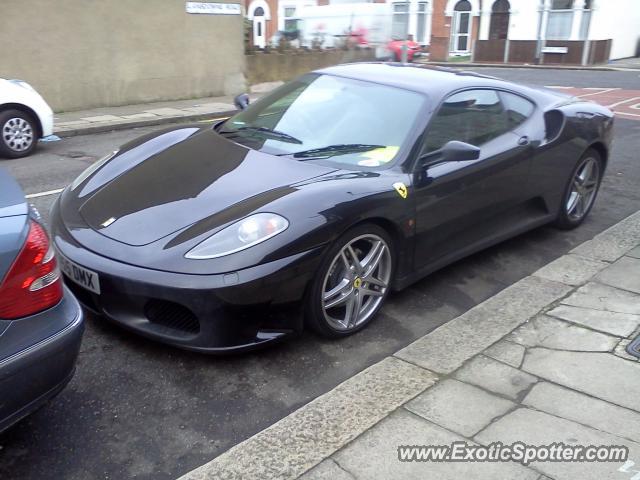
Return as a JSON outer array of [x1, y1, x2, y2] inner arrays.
[[0, 216, 28, 282], [0, 167, 29, 279], [529, 100, 614, 215]]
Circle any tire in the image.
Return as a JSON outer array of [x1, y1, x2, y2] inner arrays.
[[554, 148, 603, 230], [0, 109, 38, 159], [305, 223, 394, 338]]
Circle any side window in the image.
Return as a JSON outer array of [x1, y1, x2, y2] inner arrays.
[[424, 89, 511, 153], [499, 91, 535, 130]]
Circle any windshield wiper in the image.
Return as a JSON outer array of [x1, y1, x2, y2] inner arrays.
[[219, 126, 302, 144], [281, 144, 385, 159]]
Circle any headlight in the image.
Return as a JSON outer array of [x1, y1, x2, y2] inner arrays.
[[185, 213, 289, 260], [71, 151, 118, 190]]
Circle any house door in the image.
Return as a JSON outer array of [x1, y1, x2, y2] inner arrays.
[[253, 7, 266, 49], [450, 0, 472, 54], [489, 0, 510, 40]]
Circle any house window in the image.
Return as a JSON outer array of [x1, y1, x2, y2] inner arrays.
[[579, 0, 592, 39], [417, 2, 428, 43], [284, 7, 297, 32], [546, 0, 574, 40], [392, 2, 410, 40]]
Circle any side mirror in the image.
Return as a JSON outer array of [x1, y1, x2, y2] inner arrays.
[[418, 140, 480, 168], [234, 93, 250, 111]]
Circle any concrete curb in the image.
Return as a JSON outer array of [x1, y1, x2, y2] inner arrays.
[[177, 210, 640, 480], [182, 358, 437, 480], [53, 110, 236, 138], [420, 61, 619, 71]]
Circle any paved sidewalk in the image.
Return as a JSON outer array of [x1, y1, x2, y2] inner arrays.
[[179, 211, 640, 480], [609, 57, 640, 70], [51, 82, 283, 137]]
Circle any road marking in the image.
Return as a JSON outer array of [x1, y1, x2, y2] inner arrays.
[[25, 188, 64, 199], [616, 111, 640, 118], [607, 96, 640, 108], [577, 88, 621, 98]]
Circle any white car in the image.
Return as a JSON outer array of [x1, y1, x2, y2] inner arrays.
[[0, 79, 54, 158]]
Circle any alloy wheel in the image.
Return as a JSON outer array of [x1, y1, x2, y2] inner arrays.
[[566, 156, 600, 221], [2, 117, 34, 153], [321, 234, 392, 331]]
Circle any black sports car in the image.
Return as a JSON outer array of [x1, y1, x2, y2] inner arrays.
[[51, 63, 614, 353]]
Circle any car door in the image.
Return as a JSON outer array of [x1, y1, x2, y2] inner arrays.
[[412, 88, 536, 270]]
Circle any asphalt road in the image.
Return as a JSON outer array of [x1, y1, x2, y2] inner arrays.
[[467, 65, 640, 89], [1, 67, 639, 480]]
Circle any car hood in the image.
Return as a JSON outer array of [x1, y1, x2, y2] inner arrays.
[[77, 128, 337, 246]]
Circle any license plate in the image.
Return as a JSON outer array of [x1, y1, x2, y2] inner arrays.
[[58, 254, 101, 295]]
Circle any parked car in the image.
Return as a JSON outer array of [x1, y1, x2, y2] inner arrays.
[[0, 168, 83, 432], [0, 79, 54, 159], [387, 39, 424, 62], [51, 63, 613, 353]]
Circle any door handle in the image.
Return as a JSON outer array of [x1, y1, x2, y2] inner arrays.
[[518, 136, 530, 146]]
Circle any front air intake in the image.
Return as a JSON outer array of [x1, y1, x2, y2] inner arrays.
[[144, 299, 200, 334]]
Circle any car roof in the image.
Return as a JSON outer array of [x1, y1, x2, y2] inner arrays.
[[315, 62, 546, 100]]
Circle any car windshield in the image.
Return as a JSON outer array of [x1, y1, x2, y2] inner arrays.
[[218, 74, 426, 168]]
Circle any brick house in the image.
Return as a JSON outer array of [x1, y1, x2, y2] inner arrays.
[[242, 0, 639, 64]]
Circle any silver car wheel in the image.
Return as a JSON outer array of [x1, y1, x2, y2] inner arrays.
[[321, 234, 392, 332], [565, 156, 600, 221], [2, 117, 35, 153]]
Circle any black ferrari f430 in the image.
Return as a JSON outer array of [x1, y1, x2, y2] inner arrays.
[[51, 63, 614, 352]]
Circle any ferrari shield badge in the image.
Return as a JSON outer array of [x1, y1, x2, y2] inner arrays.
[[393, 182, 408, 199]]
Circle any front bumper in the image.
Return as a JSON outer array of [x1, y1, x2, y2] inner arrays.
[[39, 107, 54, 138], [51, 207, 324, 353], [0, 291, 84, 432]]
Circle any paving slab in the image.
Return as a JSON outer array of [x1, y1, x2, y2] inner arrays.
[[484, 340, 526, 368], [179, 357, 437, 480], [395, 276, 571, 374], [182, 103, 234, 114], [571, 211, 640, 262], [120, 112, 159, 120], [547, 304, 640, 337], [299, 459, 355, 480], [476, 408, 640, 480], [524, 382, 640, 444], [628, 246, 640, 259], [146, 107, 192, 117], [55, 120, 91, 127], [522, 348, 640, 412], [333, 409, 539, 480], [406, 379, 516, 437], [560, 282, 640, 316], [595, 256, 640, 295], [509, 315, 619, 351], [82, 114, 124, 123], [533, 254, 609, 286], [453, 355, 538, 401]]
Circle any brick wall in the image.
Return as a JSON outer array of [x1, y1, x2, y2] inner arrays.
[[430, 0, 451, 61]]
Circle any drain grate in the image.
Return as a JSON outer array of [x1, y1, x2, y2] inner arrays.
[[626, 336, 640, 359]]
